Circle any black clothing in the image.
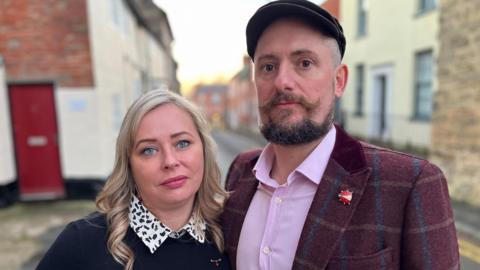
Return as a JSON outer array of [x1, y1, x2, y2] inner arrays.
[[36, 213, 230, 270]]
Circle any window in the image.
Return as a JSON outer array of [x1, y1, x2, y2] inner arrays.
[[110, 0, 130, 35], [357, 0, 367, 37], [418, 0, 437, 13], [112, 94, 123, 131], [110, 0, 120, 26], [211, 92, 222, 105], [413, 50, 433, 120], [354, 64, 365, 116]]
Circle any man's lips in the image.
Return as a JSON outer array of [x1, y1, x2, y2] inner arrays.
[[274, 101, 300, 108]]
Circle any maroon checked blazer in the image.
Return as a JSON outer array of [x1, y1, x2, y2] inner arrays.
[[221, 126, 460, 270]]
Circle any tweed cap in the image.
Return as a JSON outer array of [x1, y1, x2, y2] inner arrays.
[[246, 0, 346, 60]]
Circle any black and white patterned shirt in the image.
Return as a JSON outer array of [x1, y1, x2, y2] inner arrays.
[[129, 195, 206, 253]]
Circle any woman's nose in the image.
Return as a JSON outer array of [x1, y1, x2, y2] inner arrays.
[[162, 150, 179, 169]]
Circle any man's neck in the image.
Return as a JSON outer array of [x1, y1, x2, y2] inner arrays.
[[270, 137, 323, 185]]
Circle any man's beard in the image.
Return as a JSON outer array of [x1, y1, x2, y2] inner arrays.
[[259, 91, 334, 145]]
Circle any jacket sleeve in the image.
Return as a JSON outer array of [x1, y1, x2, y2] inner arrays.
[[401, 161, 460, 270]]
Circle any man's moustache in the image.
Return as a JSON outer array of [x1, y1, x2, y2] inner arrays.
[[260, 92, 318, 112]]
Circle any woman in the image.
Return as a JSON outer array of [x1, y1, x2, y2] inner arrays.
[[36, 90, 230, 270]]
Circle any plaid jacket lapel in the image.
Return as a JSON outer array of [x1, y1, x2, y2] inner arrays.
[[292, 159, 371, 270], [291, 126, 372, 269]]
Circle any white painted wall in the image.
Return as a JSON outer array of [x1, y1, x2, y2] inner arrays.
[[55, 88, 107, 178], [340, 0, 438, 148], [148, 34, 176, 90], [87, 0, 135, 178], [52, 0, 175, 181], [0, 59, 16, 185]]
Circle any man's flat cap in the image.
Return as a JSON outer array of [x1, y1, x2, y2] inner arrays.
[[246, 0, 346, 60]]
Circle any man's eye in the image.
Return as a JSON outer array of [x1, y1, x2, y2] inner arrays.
[[142, 148, 157, 156], [263, 64, 275, 72], [301, 60, 312, 68], [176, 140, 191, 149]]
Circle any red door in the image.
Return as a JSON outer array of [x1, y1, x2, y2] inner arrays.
[[8, 84, 65, 200]]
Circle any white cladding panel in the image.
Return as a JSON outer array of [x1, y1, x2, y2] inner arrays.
[[0, 62, 16, 185]]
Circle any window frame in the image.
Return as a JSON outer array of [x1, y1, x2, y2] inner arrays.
[[418, 0, 437, 14], [412, 49, 434, 121], [357, 0, 368, 37], [354, 64, 365, 116]]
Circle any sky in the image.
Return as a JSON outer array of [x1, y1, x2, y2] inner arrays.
[[153, 0, 267, 95], [153, 0, 326, 95]]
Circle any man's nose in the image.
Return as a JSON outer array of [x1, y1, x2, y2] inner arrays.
[[274, 64, 295, 91]]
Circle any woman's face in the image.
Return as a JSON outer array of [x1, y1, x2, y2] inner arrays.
[[129, 103, 204, 212]]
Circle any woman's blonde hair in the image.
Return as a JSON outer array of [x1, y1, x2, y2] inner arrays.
[[95, 89, 228, 270]]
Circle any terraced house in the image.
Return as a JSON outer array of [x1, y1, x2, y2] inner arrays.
[[339, 0, 438, 150], [0, 0, 178, 204]]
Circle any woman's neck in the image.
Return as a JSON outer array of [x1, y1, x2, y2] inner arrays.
[[143, 199, 195, 231]]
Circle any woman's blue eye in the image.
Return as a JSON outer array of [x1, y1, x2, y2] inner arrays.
[[177, 140, 191, 149], [142, 148, 157, 156]]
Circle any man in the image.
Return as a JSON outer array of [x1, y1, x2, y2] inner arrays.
[[221, 0, 460, 269]]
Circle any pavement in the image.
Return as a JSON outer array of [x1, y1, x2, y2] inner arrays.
[[452, 199, 480, 242], [0, 200, 96, 270]]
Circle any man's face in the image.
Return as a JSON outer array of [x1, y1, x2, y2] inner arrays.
[[253, 18, 347, 145]]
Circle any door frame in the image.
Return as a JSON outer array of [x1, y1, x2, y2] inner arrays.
[[368, 64, 394, 141]]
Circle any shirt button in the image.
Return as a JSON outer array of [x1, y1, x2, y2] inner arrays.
[[275, 197, 282, 204], [263, 246, 271, 254]]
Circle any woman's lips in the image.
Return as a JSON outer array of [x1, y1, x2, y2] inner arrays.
[[161, 176, 187, 189]]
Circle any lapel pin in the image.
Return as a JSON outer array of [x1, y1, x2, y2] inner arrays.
[[210, 258, 222, 267], [338, 189, 353, 205]]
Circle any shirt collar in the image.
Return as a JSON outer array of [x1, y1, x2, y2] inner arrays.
[[128, 195, 206, 254], [253, 125, 336, 186], [296, 126, 336, 183]]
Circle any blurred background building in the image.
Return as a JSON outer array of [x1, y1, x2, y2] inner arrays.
[[226, 56, 258, 133], [340, 0, 437, 150], [432, 0, 480, 207], [191, 84, 228, 128], [0, 0, 178, 204]]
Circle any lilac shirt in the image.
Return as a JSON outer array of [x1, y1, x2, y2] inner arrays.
[[237, 126, 336, 270]]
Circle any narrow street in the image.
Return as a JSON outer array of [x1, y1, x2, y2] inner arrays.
[[1, 129, 479, 270]]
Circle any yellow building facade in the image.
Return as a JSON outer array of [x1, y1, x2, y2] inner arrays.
[[339, 0, 438, 149]]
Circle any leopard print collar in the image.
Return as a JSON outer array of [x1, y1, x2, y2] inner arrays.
[[128, 195, 206, 253]]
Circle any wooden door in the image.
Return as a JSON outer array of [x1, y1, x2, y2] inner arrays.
[[8, 84, 65, 200]]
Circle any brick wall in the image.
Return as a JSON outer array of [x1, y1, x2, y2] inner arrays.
[[0, 0, 94, 87], [192, 85, 228, 128], [432, 0, 480, 206], [227, 56, 258, 132]]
